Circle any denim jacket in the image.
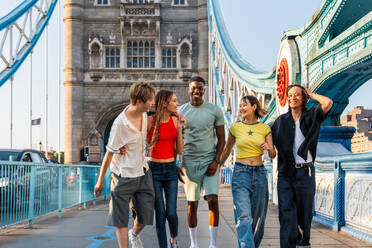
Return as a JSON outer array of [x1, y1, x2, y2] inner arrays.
[[271, 105, 327, 177]]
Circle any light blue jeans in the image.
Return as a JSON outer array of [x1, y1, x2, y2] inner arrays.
[[231, 162, 268, 248]]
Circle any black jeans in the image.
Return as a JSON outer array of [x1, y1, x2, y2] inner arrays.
[[277, 163, 315, 248]]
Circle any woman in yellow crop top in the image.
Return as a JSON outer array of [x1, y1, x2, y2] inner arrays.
[[220, 95, 276, 248]]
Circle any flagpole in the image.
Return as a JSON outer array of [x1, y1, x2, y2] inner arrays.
[[58, 0, 61, 163], [10, 24, 14, 149], [45, 25, 48, 158], [29, 10, 33, 149], [30, 52, 33, 148], [10, 77, 13, 149]]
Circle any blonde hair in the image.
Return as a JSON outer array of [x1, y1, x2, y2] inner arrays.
[[129, 82, 155, 105]]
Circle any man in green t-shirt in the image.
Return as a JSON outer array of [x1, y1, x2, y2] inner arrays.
[[179, 76, 225, 248]]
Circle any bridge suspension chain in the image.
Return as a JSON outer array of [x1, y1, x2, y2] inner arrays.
[[0, 0, 58, 87], [207, 0, 277, 127]]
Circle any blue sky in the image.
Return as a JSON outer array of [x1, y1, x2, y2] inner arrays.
[[0, 0, 371, 150]]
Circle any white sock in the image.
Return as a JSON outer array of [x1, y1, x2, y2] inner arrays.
[[209, 226, 218, 247], [189, 227, 198, 247], [130, 229, 138, 237]]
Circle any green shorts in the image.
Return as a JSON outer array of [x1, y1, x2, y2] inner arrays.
[[181, 159, 220, 201]]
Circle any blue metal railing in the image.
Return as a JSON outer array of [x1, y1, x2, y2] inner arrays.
[[220, 166, 233, 185], [313, 152, 372, 243], [0, 161, 110, 229], [220, 152, 372, 244]]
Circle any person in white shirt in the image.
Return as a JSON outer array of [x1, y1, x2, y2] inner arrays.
[[94, 82, 155, 248]]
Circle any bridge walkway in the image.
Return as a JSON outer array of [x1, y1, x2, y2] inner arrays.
[[0, 185, 371, 248]]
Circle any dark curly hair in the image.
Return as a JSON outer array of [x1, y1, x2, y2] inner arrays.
[[286, 85, 310, 111]]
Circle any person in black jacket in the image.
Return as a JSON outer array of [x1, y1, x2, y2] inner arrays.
[[271, 85, 333, 248]]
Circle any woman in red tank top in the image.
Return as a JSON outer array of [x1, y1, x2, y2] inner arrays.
[[147, 90, 186, 248]]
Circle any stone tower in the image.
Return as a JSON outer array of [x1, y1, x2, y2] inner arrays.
[[64, 0, 208, 163]]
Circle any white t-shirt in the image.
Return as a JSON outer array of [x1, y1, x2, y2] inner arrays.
[[106, 105, 148, 178], [293, 120, 313, 163]]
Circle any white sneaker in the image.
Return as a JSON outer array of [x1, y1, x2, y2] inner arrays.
[[129, 229, 143, 248], [190, 245, 199, 248], [169, 239, 179, 248], [209, 246, 217, 248]]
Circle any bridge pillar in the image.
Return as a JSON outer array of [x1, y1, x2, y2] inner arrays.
[[197, 0, 209, 82], [64, 0, 85, 164], [333, 160, 345, 231], [318, 126, 356, 151], [317, 126, 353, 231]]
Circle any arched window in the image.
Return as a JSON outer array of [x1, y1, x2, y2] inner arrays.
[[180, 43, 191, 69], [105, 47, 120, 68], [127, 40, 155, 68], [91, 43, 101, 68], [162, 48, 177, 68]]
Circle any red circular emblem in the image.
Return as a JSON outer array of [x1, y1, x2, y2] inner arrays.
[[276, 58, 289, 107]]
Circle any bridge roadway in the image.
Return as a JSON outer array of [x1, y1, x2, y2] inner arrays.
[[0, 185, 371, 248]]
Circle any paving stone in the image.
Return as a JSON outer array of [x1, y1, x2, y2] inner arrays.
[[0, 184, 371, 247]]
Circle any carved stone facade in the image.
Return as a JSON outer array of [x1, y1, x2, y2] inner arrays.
[[64, 0, 208, 163]]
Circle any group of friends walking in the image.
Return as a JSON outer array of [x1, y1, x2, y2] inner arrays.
[[94, 75, 333, 248]]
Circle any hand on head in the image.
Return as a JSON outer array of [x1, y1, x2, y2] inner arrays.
[[304, 87, 313, 99]]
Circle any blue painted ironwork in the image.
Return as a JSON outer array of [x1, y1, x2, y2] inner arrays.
[[318, 126, 356, 151], [0, 161, 110, 229], [334, 160, 345, 231], [207, 0, 276, 127], [209, 0, 372, 244], [264, 161, 273, 201], [314, 152, 372, 243], [220, 166, 233, 185], [209, 0, 372, 128], [0, 0, 38, 30], [0, 0, 58, 87]]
